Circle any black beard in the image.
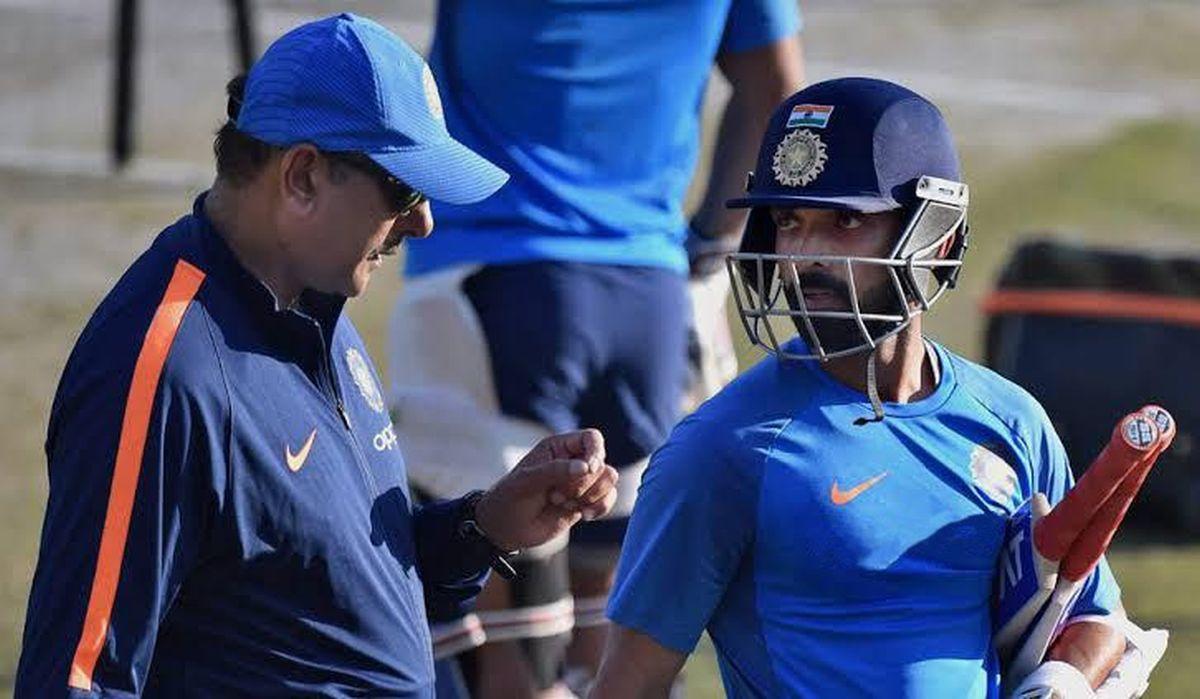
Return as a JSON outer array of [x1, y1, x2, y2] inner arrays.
[[784, 270, 906, 355]]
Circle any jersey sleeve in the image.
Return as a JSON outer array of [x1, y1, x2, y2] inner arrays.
[[606, 413, 762, 654], [1028, 410, 1123, 620], [411, 497, 492, 622], [721, 0, 802, 54], [16, 284, 226, 697]]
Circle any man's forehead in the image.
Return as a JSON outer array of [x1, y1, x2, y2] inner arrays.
[[770, 205, 849, 215], [769, 205, 901, 220]]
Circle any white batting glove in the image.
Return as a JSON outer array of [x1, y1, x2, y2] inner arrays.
[[1010, 660, 1095, 699], [1094, 624, 1169, 699]]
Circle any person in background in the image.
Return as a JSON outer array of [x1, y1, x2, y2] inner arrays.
[[388, 2, 804, 696]]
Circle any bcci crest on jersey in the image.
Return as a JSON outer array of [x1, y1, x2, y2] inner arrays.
[[969, 444, 1018, 506], [346, 348, 386, 414]]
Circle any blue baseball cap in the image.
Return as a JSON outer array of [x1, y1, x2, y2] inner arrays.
[[236, 13, 508, 205], [728, 77, 960, 214]]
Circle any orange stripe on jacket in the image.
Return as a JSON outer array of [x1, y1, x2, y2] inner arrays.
[[68, 260, 205, 691], [982, 289, 1200, 328]]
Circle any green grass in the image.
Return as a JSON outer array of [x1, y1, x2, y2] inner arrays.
[[3, 120, 1199, 694]]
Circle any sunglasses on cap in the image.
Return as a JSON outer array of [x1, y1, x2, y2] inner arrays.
[[324, 151, 427, 215]]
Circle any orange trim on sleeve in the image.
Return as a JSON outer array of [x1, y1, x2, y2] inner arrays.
[[68, 260, 205, 691], [982, 289, 1200, 328]]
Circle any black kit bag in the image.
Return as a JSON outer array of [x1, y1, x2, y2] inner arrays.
[[984, 238, 1200, 537]]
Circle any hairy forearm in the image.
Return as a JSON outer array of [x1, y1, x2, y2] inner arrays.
[[691, 37, 804, 238], [691, 91, 774, 237], [1047, 620, 1127, 688], [589, 626, 686, 699], [590, 666, 676, 699]]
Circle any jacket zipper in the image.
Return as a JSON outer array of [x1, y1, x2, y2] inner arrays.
[[309, 319, 380, 497], [308, 321, 425, 634]]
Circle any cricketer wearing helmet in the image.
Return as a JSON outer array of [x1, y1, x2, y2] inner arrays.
[[591, 78, 1133, 698]]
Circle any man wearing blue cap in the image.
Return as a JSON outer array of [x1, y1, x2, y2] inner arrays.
[[15, 14, 618, 697], [591, 78, 1131, 698]]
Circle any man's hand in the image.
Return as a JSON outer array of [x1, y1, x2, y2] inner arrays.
[[1047, 621, 1126, 689], [685, 225, 741, 279], [474, 429, 618, 552]]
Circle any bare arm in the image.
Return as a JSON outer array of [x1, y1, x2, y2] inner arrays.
[[1047, 619, 1127, 688], [690, 35, 805, 240], [589, 624, 688, 699]]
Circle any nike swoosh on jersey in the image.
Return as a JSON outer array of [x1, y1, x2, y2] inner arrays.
[[286, 428, 317, 472], [830, 471, 890, 505]]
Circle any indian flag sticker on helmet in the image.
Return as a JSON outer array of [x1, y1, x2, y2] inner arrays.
[[772, 129, 828, 187], [786, 104, 834, 129]]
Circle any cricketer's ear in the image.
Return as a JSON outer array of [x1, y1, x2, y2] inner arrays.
[[590, 624, 686, 698], [277, 143, 323, 217]]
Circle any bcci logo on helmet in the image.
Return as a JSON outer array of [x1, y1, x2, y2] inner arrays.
[[772, 129, 828, 187]]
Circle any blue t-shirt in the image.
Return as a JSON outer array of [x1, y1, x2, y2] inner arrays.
[[404, 0, 801, 276], [608, 340, 1121, 698]]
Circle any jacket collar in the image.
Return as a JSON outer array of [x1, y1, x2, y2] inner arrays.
[[189, 191, 347, 327]]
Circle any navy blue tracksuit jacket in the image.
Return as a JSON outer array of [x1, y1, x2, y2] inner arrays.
[[16, 194, 491, 697]]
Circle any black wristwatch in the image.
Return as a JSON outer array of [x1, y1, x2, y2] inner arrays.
[[458, 491, 519, 580]]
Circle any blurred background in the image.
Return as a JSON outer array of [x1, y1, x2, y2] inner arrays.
[[1, 0, 1197, 695]]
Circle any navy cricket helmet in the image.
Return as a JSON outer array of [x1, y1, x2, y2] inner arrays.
[[726, 77, 971, 362]]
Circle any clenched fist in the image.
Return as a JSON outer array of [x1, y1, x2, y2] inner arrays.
[[474, 428, 619, 552]]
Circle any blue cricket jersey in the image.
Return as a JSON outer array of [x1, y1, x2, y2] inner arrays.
[[609, 339, 1121, 698], [16, 195, 493, 697], [403, 0, 801, 276]]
